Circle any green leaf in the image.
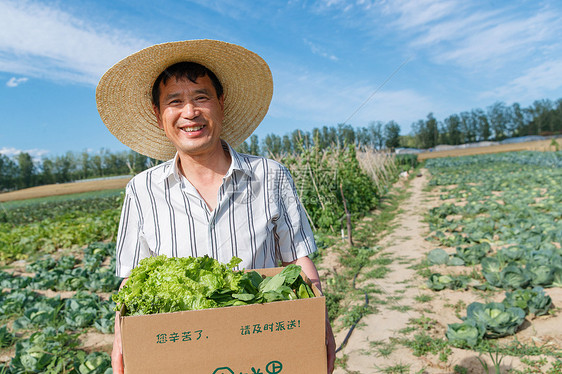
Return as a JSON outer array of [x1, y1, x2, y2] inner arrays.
[[427, 249, 450, 265], [261, 274, 286, 293]]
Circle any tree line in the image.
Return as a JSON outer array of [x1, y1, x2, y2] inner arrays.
[[237, 98, 562, 155], [1, 97, 561, 192], [406, 99, 562, 149], [0, 150, 155, 192]]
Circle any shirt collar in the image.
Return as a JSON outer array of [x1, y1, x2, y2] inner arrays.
[[224, 141, 253, 178], [158, 140, 253, 184]]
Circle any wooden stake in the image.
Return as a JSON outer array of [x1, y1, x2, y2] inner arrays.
[[340, 183, 353, 247]]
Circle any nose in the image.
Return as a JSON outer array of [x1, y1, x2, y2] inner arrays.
[[181, 102, 199, 119]]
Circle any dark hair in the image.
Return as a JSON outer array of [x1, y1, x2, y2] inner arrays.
[[151, 62, 224, 109]]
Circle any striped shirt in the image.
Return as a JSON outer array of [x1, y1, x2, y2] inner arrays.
[[115, 142, 317, 278]]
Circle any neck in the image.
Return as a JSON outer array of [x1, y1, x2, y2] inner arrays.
[[177, 142, 231, 183]]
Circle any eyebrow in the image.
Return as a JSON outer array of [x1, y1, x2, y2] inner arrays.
[[164, 88, 212, 102]]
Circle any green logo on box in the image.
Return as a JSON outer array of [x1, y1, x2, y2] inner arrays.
[[266, 361, 283, 374], [212, 360, 283, 374], [212, 368, 234, 374]]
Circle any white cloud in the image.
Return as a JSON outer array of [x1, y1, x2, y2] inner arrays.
[[0, 0, 150, 85], [383, 1, 562, 69], [303, 39, 338, 61], [268, 66, 434, 131], [0, 147, 49, 160], [480, 59, 562, 102], [318, 0, 562, 71], [384, 0, 461, 30], [6, 77, 28, 87]]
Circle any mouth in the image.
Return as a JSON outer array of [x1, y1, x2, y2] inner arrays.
[[180, 125, 205, 132]]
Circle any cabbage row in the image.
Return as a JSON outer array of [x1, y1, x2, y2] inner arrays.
[[0, 289, 114, 373], [0, 242, 121, 293], [0, 242, 118, 373], [446, 287, 552, 348], [424, 151, 562, 348]]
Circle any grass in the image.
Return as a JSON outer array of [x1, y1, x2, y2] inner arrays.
[[444, 300, 467, 319], [414, 294, 433, 303], [399, 332, 452, 361], [408, 316, 438, 331], [369, 340, 397, 358], [375, 363, 411, 374], [371, 256, 394, 266], [363, 266, 391, 279]]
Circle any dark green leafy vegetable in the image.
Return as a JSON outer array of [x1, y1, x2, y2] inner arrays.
[[74, 351, 112, 374], [426, 273, 471, 291], [502, 287, 552, 316], [0, 325, 14, 348], [453, 243, 490, 266]]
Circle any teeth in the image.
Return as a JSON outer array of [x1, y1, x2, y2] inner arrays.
[[181, 126, 204, 132]]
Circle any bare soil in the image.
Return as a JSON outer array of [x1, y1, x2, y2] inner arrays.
[[0, 177, 131, 202], [417, 139, 561, 160], [330, 170, 562, 374]]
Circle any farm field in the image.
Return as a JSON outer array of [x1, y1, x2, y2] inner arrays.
[[0, 147, 396, 373], [417, 138, 561, 160], [330, 151, 562, 373], [0, 177, 131, 202], [0, 149, 560, 373]]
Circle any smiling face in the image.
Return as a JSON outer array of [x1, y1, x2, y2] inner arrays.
[[153, 74, 225, 158]]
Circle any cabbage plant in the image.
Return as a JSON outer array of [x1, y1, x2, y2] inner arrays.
[[553, 268, 562, 287], [427, 248, 450, 265], [426, 273, 470, 291], [464, 302, 525, 338], [526, 262, 555, 287], [502, 287, 552, 316], [496, 245, 524, 263], [481, 257, 503, 288], [446, 320, 485, 348], [500, 264, 531, 290], [453, 243, 490, 266]]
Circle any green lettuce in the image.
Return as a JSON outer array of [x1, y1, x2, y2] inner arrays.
[[113, 255, 314, 316]]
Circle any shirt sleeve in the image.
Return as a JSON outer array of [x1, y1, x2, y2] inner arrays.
[[274, 166, 317, 263], [115, 182, 152, 278]]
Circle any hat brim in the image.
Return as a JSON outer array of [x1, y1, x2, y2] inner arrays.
[[96, 40, 273, 161]]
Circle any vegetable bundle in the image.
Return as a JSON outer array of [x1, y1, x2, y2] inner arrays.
[[113, 255, 315, 316]]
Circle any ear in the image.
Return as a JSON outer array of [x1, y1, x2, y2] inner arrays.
[[153, 105, 164, 129], [218, 94, 225, 111]]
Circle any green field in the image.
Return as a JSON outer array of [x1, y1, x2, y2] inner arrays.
[[1, 150, 561, 373]]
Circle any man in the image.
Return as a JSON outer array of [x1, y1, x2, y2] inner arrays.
[[96, 40, 335, 373]]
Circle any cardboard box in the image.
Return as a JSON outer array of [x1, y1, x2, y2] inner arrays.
[[120, 267, 327, 374]]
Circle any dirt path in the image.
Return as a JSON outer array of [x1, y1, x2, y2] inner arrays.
[[331, 168, 562, 374], [333, 171, 434, 373]]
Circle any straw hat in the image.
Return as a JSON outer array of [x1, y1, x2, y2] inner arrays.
[[96, 39, 273, 161]]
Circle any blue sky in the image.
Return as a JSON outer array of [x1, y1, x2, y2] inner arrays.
[[1, 0, 562, 159]]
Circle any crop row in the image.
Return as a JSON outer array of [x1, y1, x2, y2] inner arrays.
[[424, 151, 562, 348], [0, 243, 118, 373], [1, 242, 120, 293]]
